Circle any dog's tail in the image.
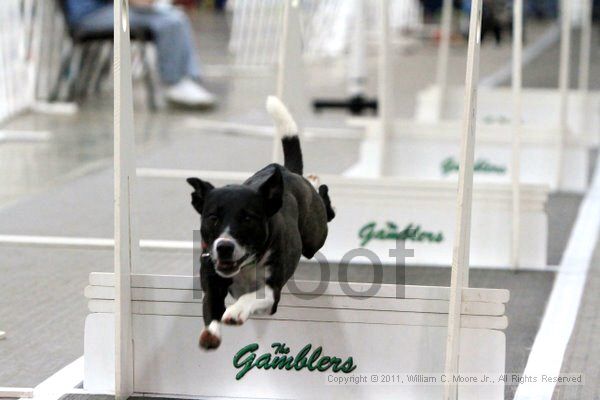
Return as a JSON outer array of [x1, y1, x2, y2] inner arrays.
[[266, 96, 303, 175]]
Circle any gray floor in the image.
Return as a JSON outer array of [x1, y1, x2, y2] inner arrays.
[[553, 235, 600, 400], [0, 9, 599, 400]]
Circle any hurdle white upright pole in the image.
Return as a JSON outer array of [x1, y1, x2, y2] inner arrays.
[[114, 1, 136, 398], [557, 0, 571, 189], [443, 0, 482, 398], [578, 0, 592, 134], [272, 0, 304, 163], [578, 0, 592, 95], [348, 0, 367, 98], [435, 0, 453, 120], [376, 0, 392, 176], [511, 0, 523, 269]]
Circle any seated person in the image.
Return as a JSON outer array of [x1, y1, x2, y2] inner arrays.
[[65, 0, 215, 107]]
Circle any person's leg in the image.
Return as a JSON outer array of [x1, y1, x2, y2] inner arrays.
[[493, 23, 502, 45], [129, 7, 201, 85], [72, 6, 115, 33], [74, 4, 213, 106], [76, 5, 200, 85]]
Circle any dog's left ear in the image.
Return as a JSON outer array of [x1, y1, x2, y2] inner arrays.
[[187, 177, 214, 214], [259, 168, 284, 217]]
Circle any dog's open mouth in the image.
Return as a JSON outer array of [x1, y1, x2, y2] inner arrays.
[[215, 254, 251, 275], [216, 260, 240, 272]]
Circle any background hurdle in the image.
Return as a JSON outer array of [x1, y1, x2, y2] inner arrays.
[[414, 0, 597, 191], [0, 0, 76, 127]]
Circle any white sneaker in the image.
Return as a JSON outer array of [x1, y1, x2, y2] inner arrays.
[[165, 78, 216, 107]]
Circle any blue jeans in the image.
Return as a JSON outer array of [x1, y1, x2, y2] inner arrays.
[[74, 5, 201, 85]]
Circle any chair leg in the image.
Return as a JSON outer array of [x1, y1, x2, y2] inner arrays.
[[65, 45, 84, 102], [77, 43, 100, 101], [49, 47, 72, 102], [141, 42, 159, 111], [95, 46, 113, 94], [88, 42, 111, 96]]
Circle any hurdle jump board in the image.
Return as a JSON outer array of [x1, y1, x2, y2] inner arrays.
[[346, 118, 588, 191], [416, 86, 600, 146], [142, 170, 548, 268], [84, 273, 508, 399]]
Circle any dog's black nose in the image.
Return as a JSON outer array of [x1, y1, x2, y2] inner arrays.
[[216, 240, 235, 259]]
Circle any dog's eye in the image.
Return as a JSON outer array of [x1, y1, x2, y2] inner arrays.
[[205, 215, 218, 225], [239, 211, 255, 223]]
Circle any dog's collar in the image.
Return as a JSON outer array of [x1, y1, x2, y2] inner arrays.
[[236, 253, 253, 268]]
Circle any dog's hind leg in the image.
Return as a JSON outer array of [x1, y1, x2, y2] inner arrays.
[[319, 184, 336, 222], [306, 174, 321, 190]]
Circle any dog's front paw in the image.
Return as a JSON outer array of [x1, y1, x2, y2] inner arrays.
[[199, 321, 221, 350], [222, 304, 249, 325], [199, 329, 221, 350]]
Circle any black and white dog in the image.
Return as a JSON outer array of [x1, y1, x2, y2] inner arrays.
[[187, 96, 335, 350]]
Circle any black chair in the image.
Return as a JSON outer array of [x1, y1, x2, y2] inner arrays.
[[50, 0, 159, 110]]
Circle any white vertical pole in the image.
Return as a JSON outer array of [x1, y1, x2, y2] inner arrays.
[[28, 0, 43, 105], [1, 1, 16, 118], [443, 0, 482, 398], [114, 1, 136, 398], [348, 0, 367, 97], [272, 0, 290, 164], [578, 0, 592, 94], [578, 0, 592, 135], [511, 0, 523, 269], [0, 1, 8, 122], [579, 0, 593, 92], [435, 0, 453, 120], [272, 0, 305, 163], [5, 1, 15, 115], [557, 0, 571, 189], [376, 0, 391, 177]]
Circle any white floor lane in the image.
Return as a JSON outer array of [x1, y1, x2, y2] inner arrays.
[[515, 153, 600, 400]]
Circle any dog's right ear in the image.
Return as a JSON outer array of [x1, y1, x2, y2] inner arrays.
[[187, 177, 214, 214]]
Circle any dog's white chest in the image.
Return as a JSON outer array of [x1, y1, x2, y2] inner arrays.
[[229, 263, 271, 299]]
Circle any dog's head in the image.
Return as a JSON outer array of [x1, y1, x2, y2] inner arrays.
[[187, 169, 283, 278]]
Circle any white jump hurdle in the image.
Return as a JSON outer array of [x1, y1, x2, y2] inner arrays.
[[138, 168, 549, 269], [416, 86, 600, 147], [347, 117, 582, 191], [414, 0, 596, 193], [84, 273, 508, 399]]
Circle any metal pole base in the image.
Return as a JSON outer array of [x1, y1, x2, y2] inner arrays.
[[313, 94, 378, 116]]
